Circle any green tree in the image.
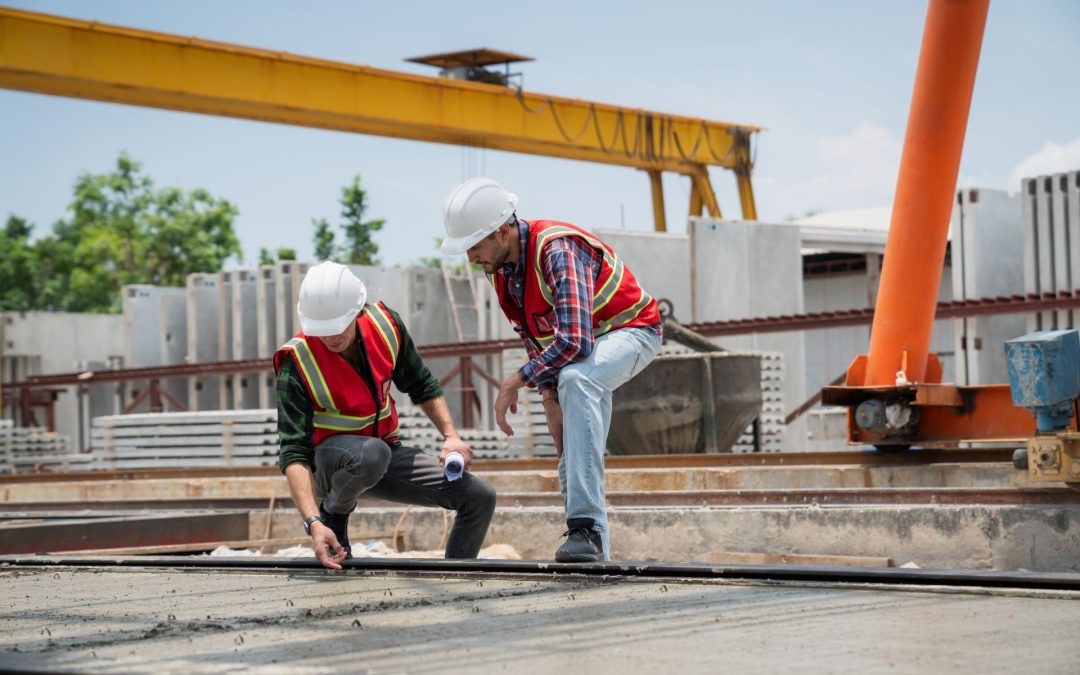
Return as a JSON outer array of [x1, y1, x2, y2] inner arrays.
[[2, 153, 242, 313], [339, 175, 384, 265], [312, 217, 336, 261], [258, 246, 298, 266], [0, 216, 39, 311]]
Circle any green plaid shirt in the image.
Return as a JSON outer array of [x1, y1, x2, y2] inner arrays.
[[276, 305, 442, 473]]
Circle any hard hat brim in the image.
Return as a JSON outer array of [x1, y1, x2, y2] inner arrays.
[[440, 230, 490, 255], [298, 305, 362, 337]]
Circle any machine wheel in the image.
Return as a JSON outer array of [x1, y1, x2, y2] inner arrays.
[[1012, 448, 1029, 471]]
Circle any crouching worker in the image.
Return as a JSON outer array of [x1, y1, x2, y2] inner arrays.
[[274, 261, 496, 569]]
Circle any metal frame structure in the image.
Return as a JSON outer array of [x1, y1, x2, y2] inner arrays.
[[822, 0, 1079, 449], [4, 291, 1077, 430], [0, 6, 760, 229]]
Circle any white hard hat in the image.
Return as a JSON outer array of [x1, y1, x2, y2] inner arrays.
[[297, 261, 367, 337], [441, 177, 518, 255]]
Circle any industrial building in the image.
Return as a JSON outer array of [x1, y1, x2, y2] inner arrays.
[[1, 2, 1078, 673]]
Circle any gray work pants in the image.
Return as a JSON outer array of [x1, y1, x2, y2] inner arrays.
[[313, 434, 496, 559]]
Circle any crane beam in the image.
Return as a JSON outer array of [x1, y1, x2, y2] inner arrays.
[[0, 6, 760, 221]]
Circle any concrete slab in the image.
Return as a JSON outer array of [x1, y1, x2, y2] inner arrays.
[[0, 565, 1077, 673]]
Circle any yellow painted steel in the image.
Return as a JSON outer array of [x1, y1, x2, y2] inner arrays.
[[646, 170, 667, 233], [0, 7, 761, 226]]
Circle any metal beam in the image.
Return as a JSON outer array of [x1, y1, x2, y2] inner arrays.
[[0, 7, 759, 178], [3, 292, 1078, 395], [0, 512, 250, 554], [4, 555, 1079, 590]]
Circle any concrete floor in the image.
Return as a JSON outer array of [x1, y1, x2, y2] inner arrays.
[[2, 564, 1078, 674]]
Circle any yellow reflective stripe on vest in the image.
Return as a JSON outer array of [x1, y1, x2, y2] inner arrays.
[[365, 304, 400, 364], [312, 409, 376, 431], [532, 226, 621, 309], [595, 287, 655, 336], [592, 255, 624, 313], [313, 398, 392, 432], [284, 338, 337, 412]]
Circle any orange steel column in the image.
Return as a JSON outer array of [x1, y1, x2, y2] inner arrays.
[[864, 0, 989, 385]]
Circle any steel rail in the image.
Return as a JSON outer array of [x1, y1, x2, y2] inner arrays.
[[0, 449, 1018, 484], [4, 292, 1077, 394], [2, 554, 1078, 591], [2, 487, 1076, 512]]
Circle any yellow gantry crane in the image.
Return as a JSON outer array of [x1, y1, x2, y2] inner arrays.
[[0, 6, 761, 230]]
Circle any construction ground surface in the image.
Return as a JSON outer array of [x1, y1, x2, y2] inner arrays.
[[2, 451, 1080, 672], [1, 559, 1079, 673]]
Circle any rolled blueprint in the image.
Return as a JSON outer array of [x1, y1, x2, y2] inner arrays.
[[444, 451, 465, 481]]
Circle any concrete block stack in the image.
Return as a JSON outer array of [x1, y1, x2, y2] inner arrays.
[[0, 418, 88, 474], [394, 405, 504, 458], [731, 351, 785, 453], [951, 188, 1027, 385], [90, 410, 278, 470], [1023, 170, 1080, 333]]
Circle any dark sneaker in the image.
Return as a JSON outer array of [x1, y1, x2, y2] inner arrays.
[[555, 518, 603, 563], [319, 501, 352, 559]]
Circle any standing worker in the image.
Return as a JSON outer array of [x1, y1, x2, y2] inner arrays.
[[441, 178, 662, 562], [274, 261, 496, 569]]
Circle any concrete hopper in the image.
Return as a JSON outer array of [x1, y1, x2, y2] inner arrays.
[[609, 352, 763, 454]]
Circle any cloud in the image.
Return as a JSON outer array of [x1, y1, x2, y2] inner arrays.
[[1008, 137, 1080, 188], [758, 122, 902, 221]]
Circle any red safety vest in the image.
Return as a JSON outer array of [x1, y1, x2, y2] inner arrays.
[[490, 220, 660, 349], [273, 302, 401, 445]]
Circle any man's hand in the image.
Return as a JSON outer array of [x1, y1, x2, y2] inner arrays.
[[311, 522, 348, 570], [542, 393, 564, 458], [441, 435, 474, 468], [494, 372, 525, 436]]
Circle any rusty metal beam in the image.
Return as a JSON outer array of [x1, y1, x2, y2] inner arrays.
[[0, 512, 250, 554], [0, 449, 1020, 487], [4, 292, 1077, 396]]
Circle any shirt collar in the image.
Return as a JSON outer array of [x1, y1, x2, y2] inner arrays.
[[500, 218, 528, 277]]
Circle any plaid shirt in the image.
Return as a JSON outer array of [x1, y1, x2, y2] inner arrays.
[[498, 220, 604, 392]]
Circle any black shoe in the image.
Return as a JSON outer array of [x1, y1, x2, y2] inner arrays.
[[319, 502, 352, 559], [555, 518, 603, 563]]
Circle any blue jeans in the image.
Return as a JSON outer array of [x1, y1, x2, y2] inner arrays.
[[556, 326, 661, 560]]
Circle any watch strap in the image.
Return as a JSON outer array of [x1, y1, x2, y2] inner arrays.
[[303, 515, 324, 535]]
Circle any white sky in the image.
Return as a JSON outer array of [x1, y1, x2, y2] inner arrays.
[[2, 0, 1078, 267]]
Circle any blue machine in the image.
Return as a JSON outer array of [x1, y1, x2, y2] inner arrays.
[[1004, 329, 1080, 484]]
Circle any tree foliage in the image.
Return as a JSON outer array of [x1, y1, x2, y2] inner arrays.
[[258, 247, 297, 266], [0, 153, 241, 313], [312, 217, 336, 261], [311, 174, 385, 265]]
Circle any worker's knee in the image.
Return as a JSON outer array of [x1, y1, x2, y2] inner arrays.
[[319, 434, 391, 479], [557, 365, 597, 397], [348, 437, 392, 478], [464, 476, 497, 516]]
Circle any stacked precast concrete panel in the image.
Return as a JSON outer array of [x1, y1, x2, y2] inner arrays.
[[225, 270, 261, 410], [1023, 171, 1080, 332], [599, 228, 790, 452], [688, 219, 807, 450], [254, 265, 277, 408], [950, 188, 1026, 385], [185, 274, 221, 411], [123, 285, 188, 413], [3, 310, 123, 453]]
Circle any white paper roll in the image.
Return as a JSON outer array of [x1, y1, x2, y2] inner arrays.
[[444, 451, 465, 481]]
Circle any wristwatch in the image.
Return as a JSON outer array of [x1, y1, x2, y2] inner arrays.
[[302, 515, 324, 535]]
